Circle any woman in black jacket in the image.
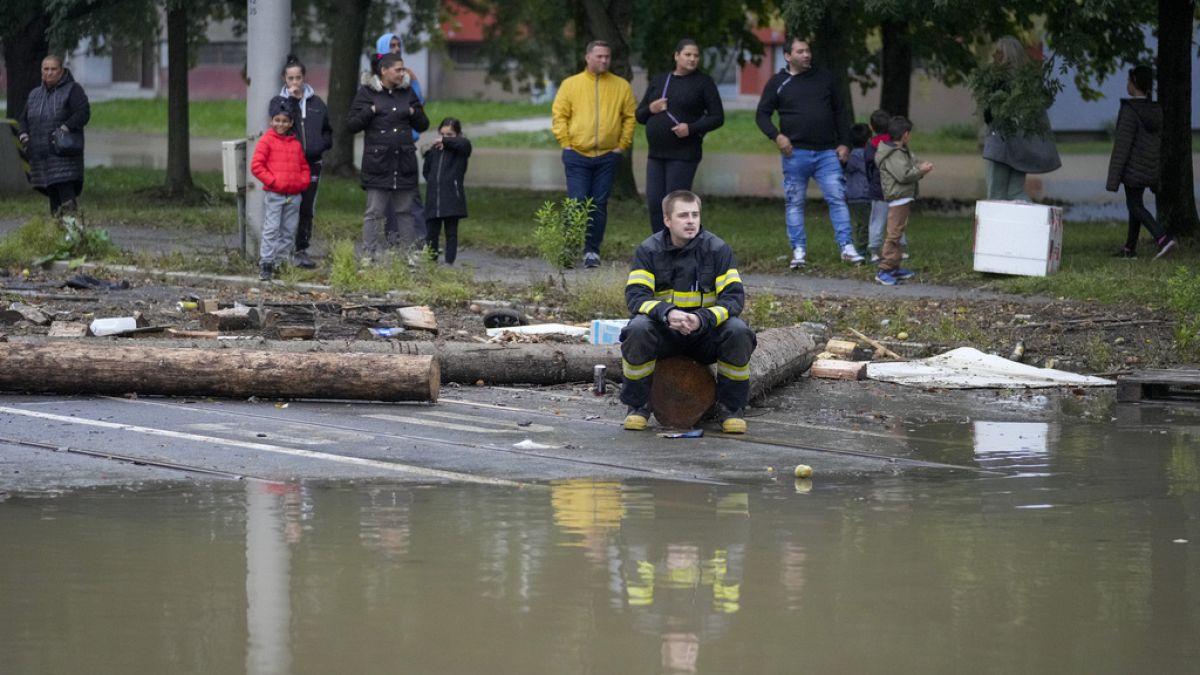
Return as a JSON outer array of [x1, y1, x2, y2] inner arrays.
[[17, 55, 90, 215], [422, 117, 472, 264], [281, 55, 332, 268], [345, 53, 429, 258], [1106, 65, 1174, 259], [636, 39, 724, 233]]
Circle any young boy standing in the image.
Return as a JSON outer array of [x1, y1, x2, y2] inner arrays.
[[865, 108, 906, 262], [251, 97, 311, 280], [874, 116, 933, 286]]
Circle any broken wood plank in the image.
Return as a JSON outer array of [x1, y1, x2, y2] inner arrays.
[[810, 359, 867, 381], [271, 326, 317, 340], [847, 327, 903, 360], [397, 305, 437, 332], [201, 305, 263, 331], [0, 343, 439, 402], [824, 338, 858, 357], [200, 299, 220, 314], [48, 321, 89, 338], [167, 329, 219, 339], [1116, 369, 1200, 402]]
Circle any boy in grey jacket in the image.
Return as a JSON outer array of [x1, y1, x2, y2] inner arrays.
[[874, 117, 933, 286]]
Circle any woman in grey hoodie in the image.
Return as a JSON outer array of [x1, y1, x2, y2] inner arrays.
[[1106, 65, 1174, 259]]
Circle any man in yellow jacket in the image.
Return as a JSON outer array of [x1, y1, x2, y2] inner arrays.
[[552, 41, 637, 268]]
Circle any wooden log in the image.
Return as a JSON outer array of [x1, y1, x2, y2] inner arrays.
[[0, 342, 438, 402], [650, 356, 716, 429], [810, 359, 867, 380], [748, 326, 824, 400]]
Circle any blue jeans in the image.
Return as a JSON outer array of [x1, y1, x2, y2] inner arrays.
[[781, 149, 852, 249], [563, 149, 620, 255]]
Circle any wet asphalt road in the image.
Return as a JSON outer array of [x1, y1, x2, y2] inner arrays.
[[0, 377, 1003, 495]]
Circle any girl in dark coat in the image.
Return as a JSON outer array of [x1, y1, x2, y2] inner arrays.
[[422, 117, 472, 264], [635, 39, 724, 233], [280, 55, 333, 268], [1106, 65, 1174, 259], [17, 55, 90, 215], [345, 53, 429, 257]]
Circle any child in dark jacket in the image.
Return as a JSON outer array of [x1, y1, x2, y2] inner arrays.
[[1106, 65, 1174, 259], [251, 97, 311, 280], [844, 123, 873, 258], [422, 117, 472, 264]]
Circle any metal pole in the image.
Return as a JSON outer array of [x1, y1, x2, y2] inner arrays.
[[245, 0, 292, 262]]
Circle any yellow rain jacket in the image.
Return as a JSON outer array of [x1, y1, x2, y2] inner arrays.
[[552, 70, 636, 157]]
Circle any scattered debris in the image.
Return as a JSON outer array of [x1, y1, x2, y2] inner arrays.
[[47, 321, 88, 338], [658, 429, 704, 438], [1, 302, 53, 326], [867, 347, 1115, 389], [810, 359, 867, 381]]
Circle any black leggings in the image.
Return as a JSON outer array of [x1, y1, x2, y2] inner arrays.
[[425, 217, 460, 264], [1124, 186, 1165, 250], [45, 181, 81, 215], [645, 158, 700, 233], [294, 161, 321, 252]]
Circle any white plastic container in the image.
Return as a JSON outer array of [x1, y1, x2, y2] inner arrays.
[[973, 200, 1063, 277], [89, 317, 138, 336], [589, 319, 629, 345]]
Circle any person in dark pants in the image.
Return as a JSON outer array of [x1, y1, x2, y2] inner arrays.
[[551, 40, 637, 268], [636, 38, 724, 234], [280, 55, 332, 269], [1106, 65, 1175, 259], [345, 53, 429, 259], [370, 32, 429, 247], [422, 117, 472, 264], [620, 190, 756, 434], [17, 55, 90, 216]]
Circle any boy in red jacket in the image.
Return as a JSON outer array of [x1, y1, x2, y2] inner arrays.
[[251, 97, 311, 280]]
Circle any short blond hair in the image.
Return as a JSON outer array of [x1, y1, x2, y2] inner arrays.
[[662, 190, 701, 218]]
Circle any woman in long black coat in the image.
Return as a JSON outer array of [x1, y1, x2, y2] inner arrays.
[[17, 55, 90, 215], [1106, 65, 1174, 258]]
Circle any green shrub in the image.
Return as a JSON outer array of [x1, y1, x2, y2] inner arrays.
[[533, 197, 592, 271], [1167, 265, 1200, 359], [0, 215, 118, 268]]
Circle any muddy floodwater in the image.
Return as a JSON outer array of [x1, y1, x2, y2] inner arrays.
[[2, 405, 1199, 674]]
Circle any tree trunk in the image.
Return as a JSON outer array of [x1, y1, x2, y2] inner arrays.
[[325, 0, 372, 177], [164, 2, 193, 196], [0, 343, 439, 402], [879, 19, 913, 118], [2, 11, 50, 122], [581, 0, 637, 199], [813, 10, 856, 131], [1155, 0, 1199, 237]]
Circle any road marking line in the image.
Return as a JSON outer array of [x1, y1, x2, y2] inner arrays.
[[0, 406, 521, 487]]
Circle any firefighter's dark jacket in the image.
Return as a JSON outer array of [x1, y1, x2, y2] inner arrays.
[[624, 228, 744, 334]]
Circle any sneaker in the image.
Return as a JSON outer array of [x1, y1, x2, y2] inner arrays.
[[584, 252, 601, 269], [893, 267, 916, 280], [292, 250, 317, 269], [1154, 238, 1177, 260], [623, 406, 651, 431], [789, 246, 806, 269], [1114, 248, 1137, 259], [869, 251, 881, 263], [840, 243, 864, 264], [875, 270, 898, 286], [901, 250, 910, 261], [259, 262, 274, 281]]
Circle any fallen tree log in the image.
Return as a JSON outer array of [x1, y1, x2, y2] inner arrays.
[[0, 343, 438, 402], [8, 323, 824, 393]]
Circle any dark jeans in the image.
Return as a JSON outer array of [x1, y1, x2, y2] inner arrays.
[[425, 217, 460, 264], [562, 149, 620, 255], [1124, 186, 1165, 250], [645, 157, 699, 233], [294, 161, 321, 252], [44, 181, 81, 215]]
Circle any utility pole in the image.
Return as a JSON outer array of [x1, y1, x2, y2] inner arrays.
[[244, 0, 292, 258]]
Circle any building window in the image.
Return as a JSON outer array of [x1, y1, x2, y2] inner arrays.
[[197, 42, 247, 66], [447, 43, 483, 68]]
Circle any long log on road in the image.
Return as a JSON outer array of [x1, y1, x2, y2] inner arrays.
[[0, 343, 439, 402]]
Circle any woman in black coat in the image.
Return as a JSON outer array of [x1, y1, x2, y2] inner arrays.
[[422, 117, 472, 264], [17, 55, 90, 215], [1106, 65, 1174, 258], [345, 53, 429, 258], [636, 39, 724, 233]]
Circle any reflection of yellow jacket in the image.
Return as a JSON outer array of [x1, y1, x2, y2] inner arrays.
[[552, 70, 636, 157]]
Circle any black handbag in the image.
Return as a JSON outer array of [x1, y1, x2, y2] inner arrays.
[[50, 126, 84, 157]]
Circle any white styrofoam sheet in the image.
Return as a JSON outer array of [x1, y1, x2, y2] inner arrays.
[[865, 347, 1114, 389], [485, 323, 589, 338]]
